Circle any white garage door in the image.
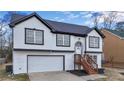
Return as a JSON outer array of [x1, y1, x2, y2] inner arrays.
[[28, 55, 64, 73]]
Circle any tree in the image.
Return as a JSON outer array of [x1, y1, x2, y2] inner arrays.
[[102, 12, 118, 29], [90, 12, 103, 28], [89, 11, 118, 30], [0, 36, 6, 57], [0, 17, 8, 57], [0, 11, 27, 60]]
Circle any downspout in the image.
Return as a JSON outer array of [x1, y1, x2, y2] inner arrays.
[[84, 35, 87, 55], [11, 27, 14, 74]]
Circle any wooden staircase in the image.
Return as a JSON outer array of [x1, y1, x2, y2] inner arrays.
[[74, 54, 98, 74]]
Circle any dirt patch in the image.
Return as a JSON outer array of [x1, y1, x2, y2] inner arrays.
[[103, 62, 124, 69], [95, 68, 124, 81], [0, 64, 29, 81]]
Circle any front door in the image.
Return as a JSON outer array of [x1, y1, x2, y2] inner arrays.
[[75, 42, 82, 54]]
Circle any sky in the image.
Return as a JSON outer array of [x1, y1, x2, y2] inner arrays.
[[0, 11, 97, 27], [0, 11, 124, 28]]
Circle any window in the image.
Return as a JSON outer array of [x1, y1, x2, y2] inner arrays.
[[89, 36, 99, 48], [56, 34, 70, 47], [25, 28, 44, 45], [89, 55, 97, 63]]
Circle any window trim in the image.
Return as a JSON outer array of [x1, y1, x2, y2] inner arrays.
[[25, 28, 44, 45], [89, 36, 99, 48], [56, 34, 70, 47], [89, 55, 97, 63]]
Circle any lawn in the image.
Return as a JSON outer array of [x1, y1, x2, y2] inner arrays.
[[0, 64, 29, 81]]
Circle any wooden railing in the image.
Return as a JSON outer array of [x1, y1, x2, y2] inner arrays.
[[74, 54, 98, 74], [84, 54, 98, 72], [80, 56, 98, 74]]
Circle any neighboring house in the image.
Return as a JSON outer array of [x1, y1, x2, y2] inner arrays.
[[9, 12, 105, 74], [102, 29, 124, 68]]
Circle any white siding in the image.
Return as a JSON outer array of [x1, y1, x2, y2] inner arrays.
[[13, 51, 75, 74], [13, 16, 85, 51], [12, 16, 103, 74], [86, 30, 103, 52]]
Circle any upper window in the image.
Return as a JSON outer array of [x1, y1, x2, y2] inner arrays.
[[89, 36, 99, 48], [56, 34, 70, 47], [25, 28, 44, 45]]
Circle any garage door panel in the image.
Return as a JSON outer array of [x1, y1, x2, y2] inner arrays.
[[28, 56, 64, 73]]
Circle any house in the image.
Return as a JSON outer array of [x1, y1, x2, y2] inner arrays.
[[102, 29, 124, 68], [9, 12, 105, 74]]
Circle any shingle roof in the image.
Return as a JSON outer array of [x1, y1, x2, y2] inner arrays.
[[9, 12, 105, 38], [10, 14, 25, 23], [106, 29, 124, 38], [45, 19, 92, 36]]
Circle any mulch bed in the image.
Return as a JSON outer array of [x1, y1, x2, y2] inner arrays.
[[68, 70, 88, 76]]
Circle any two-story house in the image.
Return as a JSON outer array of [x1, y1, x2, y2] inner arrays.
[[9, 12, 105, 74]]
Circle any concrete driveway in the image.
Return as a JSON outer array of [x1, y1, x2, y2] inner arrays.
[[28, 71, 85, 81]]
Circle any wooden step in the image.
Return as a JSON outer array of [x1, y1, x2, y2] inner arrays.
[[80, 55, 98, 75]]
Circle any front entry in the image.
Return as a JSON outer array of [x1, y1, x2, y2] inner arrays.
[[75, 42, 83, 54], [74, 41, 83, 70]]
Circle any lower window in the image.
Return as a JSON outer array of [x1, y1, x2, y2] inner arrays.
[[89, 55, 97, 63]]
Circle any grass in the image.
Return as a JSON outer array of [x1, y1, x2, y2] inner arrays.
[[0, 64, 29, 81]]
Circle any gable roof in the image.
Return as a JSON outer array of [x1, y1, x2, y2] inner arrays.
[[9, 12, 105, 38]]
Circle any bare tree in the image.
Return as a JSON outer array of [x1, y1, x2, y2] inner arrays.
[[0, 11, 27, 60], [89, 12, 103, 29], [0, 18, 8, 57], [102, 12, 118, 29], [92, 16, 101, 28], [0, 19, 8, 37]]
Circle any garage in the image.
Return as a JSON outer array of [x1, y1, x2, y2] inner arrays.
[[27, 55, 64, 73]]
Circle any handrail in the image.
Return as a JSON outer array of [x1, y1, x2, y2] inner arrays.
[[85, 54, 98, 72], [80, 56, 96, 74], [81, 56, 96, 70]]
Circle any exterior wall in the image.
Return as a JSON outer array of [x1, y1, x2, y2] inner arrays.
[[86, 30, 103, 52], [102, 30, 124, 63], [13, 51, 102, 74], [13, 51, 75, 74], [13, 16, 85, 51], [12, 16, 103, 74]]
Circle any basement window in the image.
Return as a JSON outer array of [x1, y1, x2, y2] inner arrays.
[[89, 55, 97, 63]]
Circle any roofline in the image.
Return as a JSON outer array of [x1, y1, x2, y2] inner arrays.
[[87, 27, 105, 38], [102, 30, 124, 40], [9, 12, 94, 37], [9, 12, 56, 31]]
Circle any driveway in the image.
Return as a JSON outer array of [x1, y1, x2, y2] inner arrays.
[[28, 71, 85, 81]]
